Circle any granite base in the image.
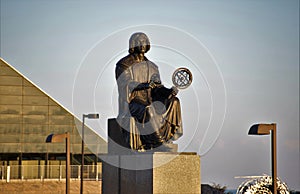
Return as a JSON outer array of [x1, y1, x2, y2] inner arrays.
[[101, 152, 201, 194]]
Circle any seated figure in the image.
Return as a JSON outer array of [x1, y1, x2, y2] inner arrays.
[[115, 32, 183, 151]]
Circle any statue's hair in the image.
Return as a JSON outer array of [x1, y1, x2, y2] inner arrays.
[[128, 32, 150, 54]]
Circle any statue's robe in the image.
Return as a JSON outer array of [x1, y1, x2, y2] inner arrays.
[[115, 54, 182, 150]]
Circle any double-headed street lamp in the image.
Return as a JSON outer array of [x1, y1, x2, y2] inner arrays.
[[81, 113, 99, 194], [248, 123, 277, 194], [46, 132, 70, 194]]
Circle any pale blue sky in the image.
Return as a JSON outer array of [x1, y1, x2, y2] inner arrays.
[[1, 0, 299, 190]]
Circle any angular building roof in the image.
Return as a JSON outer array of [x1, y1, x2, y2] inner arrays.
[[0, 58, 107, 154]]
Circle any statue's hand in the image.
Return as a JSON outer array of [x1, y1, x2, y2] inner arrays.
[[149, 80, 157, 89], [171, 86, 179, 96]]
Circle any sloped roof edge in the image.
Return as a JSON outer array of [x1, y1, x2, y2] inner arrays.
[[0, 57, 106, 143]]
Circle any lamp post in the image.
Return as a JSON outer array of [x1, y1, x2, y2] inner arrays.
[[81, 113, 99, 194], [46, 132, 70, 194], [248, 123, 277, 194]]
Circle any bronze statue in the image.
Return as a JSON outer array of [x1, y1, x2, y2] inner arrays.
[[115, 32, 183, 151]]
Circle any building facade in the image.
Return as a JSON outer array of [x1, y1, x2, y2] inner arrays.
[[0, 58, 107, 178]]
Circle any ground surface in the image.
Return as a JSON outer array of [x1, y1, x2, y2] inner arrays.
[[0, 180, 101, 194]]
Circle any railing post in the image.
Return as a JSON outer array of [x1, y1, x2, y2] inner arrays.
[[21, 165, 24, 180], [1, 166, 4, 180], [78, 165, 80, 179], [6, 166, 10, 182], [40, 165, 44, 181], [87, 165, 89, 179], [59, 165, 62, 181], [96, 164, 98, 181]]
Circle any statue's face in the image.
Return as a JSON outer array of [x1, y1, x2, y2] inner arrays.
[[135, 36, 148, 54]]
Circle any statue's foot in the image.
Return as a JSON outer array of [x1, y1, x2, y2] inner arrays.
[[137, 145, 146, 152]]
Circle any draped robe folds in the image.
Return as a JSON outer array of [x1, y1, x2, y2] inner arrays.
[[115, 54, 183, 150]]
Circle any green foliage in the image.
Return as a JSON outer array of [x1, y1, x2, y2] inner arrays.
[[211, 182, 227, 193]]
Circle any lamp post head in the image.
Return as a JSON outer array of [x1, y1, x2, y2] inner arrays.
[[83, 113, 99, 119], [248, 123, 276, 135], [46, 134, 54, 143], [46, 133, 69, 143]]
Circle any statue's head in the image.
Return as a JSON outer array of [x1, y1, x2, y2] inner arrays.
[[128, 32, 150, 54]]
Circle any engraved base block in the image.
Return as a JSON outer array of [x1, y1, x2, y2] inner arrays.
[[101, 152, 201, 194]]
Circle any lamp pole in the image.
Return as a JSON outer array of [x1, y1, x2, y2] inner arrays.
[[66, 132, 70, 194], [271, 124, 277, 194], [81, 113, 99, 194], [81, 115, 85, 194]]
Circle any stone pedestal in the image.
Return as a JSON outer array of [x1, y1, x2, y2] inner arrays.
[[103, 118, 201, 194], [101, 152, 201, 194], [153, 152, 201, 194]]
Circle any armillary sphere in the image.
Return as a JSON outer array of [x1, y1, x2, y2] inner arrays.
[[172, 67, 193, 89]]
